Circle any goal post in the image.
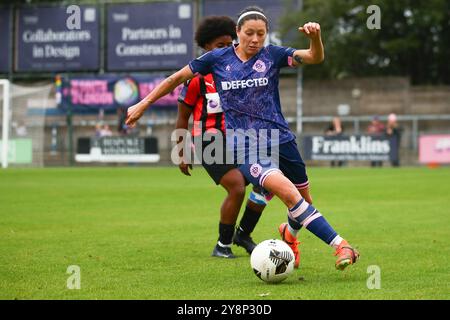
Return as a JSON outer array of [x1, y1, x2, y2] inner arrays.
[[0, 79, 10, 169]]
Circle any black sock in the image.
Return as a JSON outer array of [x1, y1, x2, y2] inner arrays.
[[218, 223, 235, 246], [238, 206, 262, 235]]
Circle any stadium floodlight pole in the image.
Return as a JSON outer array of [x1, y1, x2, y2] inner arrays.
[[296, 0, 304, 135], [1, 79, 10, 169], [296, 68, 303, 134]]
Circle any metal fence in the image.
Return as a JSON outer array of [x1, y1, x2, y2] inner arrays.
[[288, 114, 450, 152], [38, 112, 450, 166]]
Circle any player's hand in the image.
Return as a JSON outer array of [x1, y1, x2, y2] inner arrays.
[[125, 102, 146, 128], [299, 22, 321, 39], [179, 161, 192, 176]]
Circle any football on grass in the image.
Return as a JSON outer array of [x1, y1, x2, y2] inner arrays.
[[250, 239, 295, 283]]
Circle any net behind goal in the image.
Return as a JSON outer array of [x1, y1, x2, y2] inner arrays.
[[1, 79, 53, 168]]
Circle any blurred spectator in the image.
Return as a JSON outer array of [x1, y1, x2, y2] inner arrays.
[[367, 115, 385, 135], [386, 113, 402, 167], [325, 117, 346, 167], [127, 124, 140, 137], [100, 124, 113, 137], [367, 116, 385, 167], [325, 116, 343, 136], [146, 121, 153, 136], [13, 121, 28, 137], [95, 122, 102, 138], [117, 107, 129, 135]]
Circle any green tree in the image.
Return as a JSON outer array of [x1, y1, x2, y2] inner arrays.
[[281, 0, 450, 84]]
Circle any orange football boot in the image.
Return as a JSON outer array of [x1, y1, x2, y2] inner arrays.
[[334, 240, 360, 271], [278, 223, 301, 268]]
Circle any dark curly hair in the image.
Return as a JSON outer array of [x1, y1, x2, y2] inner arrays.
[[195, 16, 237, 49]]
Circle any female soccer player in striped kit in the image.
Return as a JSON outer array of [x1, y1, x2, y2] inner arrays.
[[176, 16, 270, 258], [127, 7, 359, 271]]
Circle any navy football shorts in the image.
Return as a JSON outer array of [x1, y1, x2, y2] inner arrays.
[[238, 139, 309, 192]]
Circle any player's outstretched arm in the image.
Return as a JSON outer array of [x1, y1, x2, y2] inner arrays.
[[176, 102, 193, 176], [126, 65, 195, 128], [292, 22, 324, 66]]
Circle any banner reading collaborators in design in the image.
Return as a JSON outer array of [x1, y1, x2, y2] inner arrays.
[[302, 135, 399, 162], [56, 74, 182, 111], [16, 5, 99, 72], [107, 2, 194, 71], [0, 6, 11, 73]]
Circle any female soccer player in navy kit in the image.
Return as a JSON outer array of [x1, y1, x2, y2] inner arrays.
[[127, 7, 359, 271], [176, 16, 270, 258]]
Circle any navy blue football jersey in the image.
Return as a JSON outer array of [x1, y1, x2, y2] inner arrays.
[[189, 44, 297, 149]]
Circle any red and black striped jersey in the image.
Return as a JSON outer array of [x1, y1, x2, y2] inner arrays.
[[178, 73, 225, 137]]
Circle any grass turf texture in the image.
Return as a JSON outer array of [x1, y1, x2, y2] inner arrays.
[[0, 167, 449, 300]]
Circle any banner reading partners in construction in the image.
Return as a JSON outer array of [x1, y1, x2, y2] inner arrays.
[[107, 2, 194, 71]]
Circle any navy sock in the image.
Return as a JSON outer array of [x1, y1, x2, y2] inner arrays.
[[289, 199, 338, 245], [305, 216, 338, 245]]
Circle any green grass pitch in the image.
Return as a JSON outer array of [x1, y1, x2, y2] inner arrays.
[[0, 167, 449, 300]]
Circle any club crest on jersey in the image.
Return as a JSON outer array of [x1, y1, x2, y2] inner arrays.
[[205, 93, 222, 113], [253, 60, 266, 73], [250, 163, 263, 178], [226, 65, 231, 71]]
